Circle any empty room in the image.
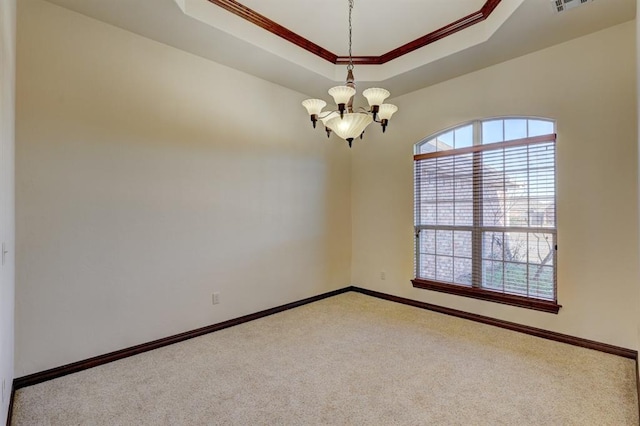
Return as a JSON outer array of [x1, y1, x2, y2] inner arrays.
[[1, 0, 640, 424]]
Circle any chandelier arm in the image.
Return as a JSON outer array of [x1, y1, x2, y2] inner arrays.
[[317, 111, 337, 120], [318, 110, 370, 119], [357, 106, 382, 122]]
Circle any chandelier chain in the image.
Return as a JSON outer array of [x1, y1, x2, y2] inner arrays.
[[348, 0, 354, 71]]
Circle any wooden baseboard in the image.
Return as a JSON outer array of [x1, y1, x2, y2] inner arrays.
[[351, 287, 637, 359], [636, 360, 640, 422], [5, 381, 15, 426], [12, 287, 353, 391]]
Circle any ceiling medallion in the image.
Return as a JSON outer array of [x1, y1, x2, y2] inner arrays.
[[301, 0, 398, 148]]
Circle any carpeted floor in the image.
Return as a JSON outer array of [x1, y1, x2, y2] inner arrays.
[[11, 292, 639, 425]]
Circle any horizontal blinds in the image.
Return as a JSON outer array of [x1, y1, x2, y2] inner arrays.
[[413, 134, 556, 162], [414, 133, 556, 301]]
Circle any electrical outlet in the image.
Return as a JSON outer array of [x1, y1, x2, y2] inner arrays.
[[212, 292, 220, 305], [380, 271, 386, 280]]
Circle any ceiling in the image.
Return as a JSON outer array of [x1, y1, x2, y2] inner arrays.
[[44, 0, 635, 98]]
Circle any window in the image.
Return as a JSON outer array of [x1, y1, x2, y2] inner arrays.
[[412, 118, 559, 313]]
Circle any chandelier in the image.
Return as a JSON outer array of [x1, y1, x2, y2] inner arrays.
[[301, 0, 398, 148]]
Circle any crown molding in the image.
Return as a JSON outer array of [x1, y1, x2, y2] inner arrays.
[[207, 0, 503, 65]]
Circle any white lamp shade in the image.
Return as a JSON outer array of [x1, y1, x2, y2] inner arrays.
[[378, 104, 398, 120], [362, 88, 390, 107], [326, 113, 373, 140], [328, 86, 356, 105], [320, 111, 339, 127], [301, 99, 327, 116]]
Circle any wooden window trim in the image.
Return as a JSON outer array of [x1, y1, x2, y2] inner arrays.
[[412, 278, 561, 314]]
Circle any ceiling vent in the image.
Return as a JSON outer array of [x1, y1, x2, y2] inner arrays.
[[551, 0, 594, 13]]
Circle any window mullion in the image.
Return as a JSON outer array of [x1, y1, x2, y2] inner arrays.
[[414, 161, 420, 278], [472, 122, 482, 288], [472, 153, 483, 289], [527, 117, 532, 304]]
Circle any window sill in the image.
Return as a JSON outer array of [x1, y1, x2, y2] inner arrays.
[[411, 279, 561, 314]]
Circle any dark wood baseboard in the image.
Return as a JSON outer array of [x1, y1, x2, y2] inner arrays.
[[636, 360, 640, 422], [5, 381, 15, 426], [12, 287, 353, 391], [351, 287, 637, 359]]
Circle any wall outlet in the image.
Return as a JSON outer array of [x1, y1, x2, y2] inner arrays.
[[212, 292, 220, 305], [380, 271, 386, 280]]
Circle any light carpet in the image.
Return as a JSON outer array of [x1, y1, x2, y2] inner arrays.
[[11, 292, 639, 425]]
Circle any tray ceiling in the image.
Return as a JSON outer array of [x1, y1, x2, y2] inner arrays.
[[178, 0, 519, 78], [43, 0, 635, 98], [208, 0, 493, 62]]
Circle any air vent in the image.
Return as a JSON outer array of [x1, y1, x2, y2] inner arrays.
[[551, 0, 594, 13]]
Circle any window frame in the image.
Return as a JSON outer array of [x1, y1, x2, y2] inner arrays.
[[412, 118, 561, 314]]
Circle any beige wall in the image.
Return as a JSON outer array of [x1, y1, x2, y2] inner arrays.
[[15, 0, 352, 376], [352, 21, 639, 349], [14, 0, 639, 378], [0, 0, 15, 422]]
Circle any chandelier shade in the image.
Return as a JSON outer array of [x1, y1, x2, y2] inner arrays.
[[378, 103, 398, 133], [362, 88, 390, 107], [301, 99, 327, 128], [328, 86, 356, 105], [301, 99, 327, 116], [326, 113, 373, 141], [379, 104, 398, 121]]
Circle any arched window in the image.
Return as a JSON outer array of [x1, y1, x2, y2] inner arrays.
[[412, 117, 559, 313]]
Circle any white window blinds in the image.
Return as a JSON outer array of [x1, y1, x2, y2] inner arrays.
[[414, 120, 557, 307]]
